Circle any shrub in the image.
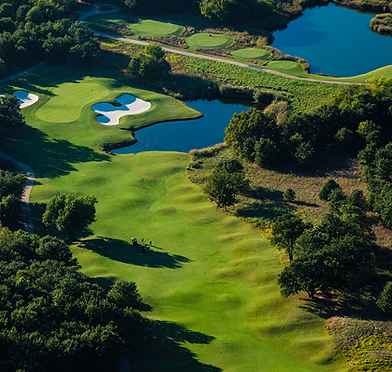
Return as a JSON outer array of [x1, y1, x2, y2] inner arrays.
[[283, 188, 295, 202], [319, 179, 341, 201], [377, 282, 392, 315]]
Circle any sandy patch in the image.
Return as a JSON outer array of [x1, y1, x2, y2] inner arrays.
[[0, 91, 39, 108], [92, 94, 151, 125]]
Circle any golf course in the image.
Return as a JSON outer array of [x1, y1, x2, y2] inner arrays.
[[0, 61, 348, 370]]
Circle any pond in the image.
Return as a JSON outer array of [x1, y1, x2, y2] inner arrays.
[[272, 3, 392, 77], [112, 99, 255, 154]]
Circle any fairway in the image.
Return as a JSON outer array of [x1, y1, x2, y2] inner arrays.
[[129, 19, 182, 36], [0, 64, 347, 371], [231, 48, 269, 60], [188, 33, 232, 48]]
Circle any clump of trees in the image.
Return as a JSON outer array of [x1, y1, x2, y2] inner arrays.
[[0, 0, 99, 76], [274, 188, 375, 298], [0, 227, 144, 371], [42, 194, 98, 240], [0, 94, 24, 137], [204, 156, 249, 208], [224, 77, 392, 170], [127, 43, 171, 83]]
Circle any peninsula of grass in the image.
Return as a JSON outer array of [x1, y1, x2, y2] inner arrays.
[[0, 62, 349, 371], [7, 64, 200, 149]]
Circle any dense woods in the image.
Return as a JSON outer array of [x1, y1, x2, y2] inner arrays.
[[0, 0, 100, 77]]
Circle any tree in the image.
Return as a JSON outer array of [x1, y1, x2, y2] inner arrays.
[[377, 282, 392, 315], [127, 42, 171, 83], [0, 94, 24, 137], [253, 137, 278, 168], [271, 214, 311, 261], [204, 169, 249, 208], [283, 188, 295, 202], [107, 280, 141, 309], [319, 178, 341, 201], [42, 194, 98, 239], [294, 141, 314, 168]]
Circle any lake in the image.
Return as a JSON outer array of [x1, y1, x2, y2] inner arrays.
[[272, 3, 392, 77], [112, 99, 255, 154]]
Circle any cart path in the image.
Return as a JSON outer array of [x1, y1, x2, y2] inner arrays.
[[0, 149, 35, 234], [93, 32, 360, 85]]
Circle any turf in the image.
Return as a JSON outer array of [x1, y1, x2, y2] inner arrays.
[[231, 48, 269, 60], [265, 60, 309, 75], [129, 19, 182, 36], [187, 33, 232, 48], [7, 64, 200, 149], [0, 64, 348, 371]]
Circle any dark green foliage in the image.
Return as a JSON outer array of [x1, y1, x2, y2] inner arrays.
[[377, 282, 392, 315], [335, 127, 354, 151], [204, 168, 249, 208], [0, 94, 24, 136], [278, 191, 375, 298], [127, 43, 171, 83], [254, 137, 278, 168], [215, 156, 243, 173], [319, 179, 341, 201], [42, 194, 98, 240], [0, 230, 144, 371], [270, 214, 311, 261], [376, 183, 392, 229], [294, 141, 314, 168], [0, 169, 26, 227], [283, 188, 295, 202]]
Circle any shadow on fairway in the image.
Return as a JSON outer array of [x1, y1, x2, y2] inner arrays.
[[131, 320, 222, 372], [83, 236, 191, 269], [7, 125, 110, 179]]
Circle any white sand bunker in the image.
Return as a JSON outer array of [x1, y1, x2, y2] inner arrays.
[[92, 94, 151, 125], [0, 91, 39, 108]]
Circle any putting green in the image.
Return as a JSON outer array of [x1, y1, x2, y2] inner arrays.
[[231, 48, 269, 60], [35, 82, 109, 123], [266, 60, 305, 74], [187, 33, 232, 48], [129, 19, 181, 36]]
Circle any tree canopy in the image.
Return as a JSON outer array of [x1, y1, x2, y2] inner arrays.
[[42, 194, 98, 239]]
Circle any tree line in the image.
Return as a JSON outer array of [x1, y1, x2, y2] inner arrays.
[[0, 0, 100, 76]]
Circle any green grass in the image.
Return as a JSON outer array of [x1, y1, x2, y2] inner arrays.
[[0, 64, 348, 371], [5, 64, 200, 149], [129, 19, 183, 36], [231, 48, 269, 60], [266, 60, 308, 75], [186, 33, 232, 48]]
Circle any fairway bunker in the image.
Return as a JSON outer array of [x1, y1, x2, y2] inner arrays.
[[92, 94, 151, 125], [0, 91, 39, 108]]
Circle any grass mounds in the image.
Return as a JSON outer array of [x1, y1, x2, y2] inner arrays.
[[187, 33, 232, 48], [140, 35, 188, 49], [232, 48, 269, 60], [129, 19, 182, 36]]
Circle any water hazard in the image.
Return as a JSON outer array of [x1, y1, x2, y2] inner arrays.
[[272, 3, 392, 77], [112, 99, 255, 154]]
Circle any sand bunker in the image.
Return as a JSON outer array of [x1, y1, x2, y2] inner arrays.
[[92, 94, 151, 125], [0, 91, 39, 108]]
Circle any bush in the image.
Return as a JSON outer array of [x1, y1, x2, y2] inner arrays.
[[283, 188, 295, 202], [319, 179, 341, 201], [377, 282, 392, 315]]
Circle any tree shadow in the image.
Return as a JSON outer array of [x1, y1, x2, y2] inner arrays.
[[82, 236, 191, 269], [5, 125, 110, 179], [294, 200, 320, 208], [130, 320, 222, 372]]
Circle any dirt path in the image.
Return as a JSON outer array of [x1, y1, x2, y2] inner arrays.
[[94, 32, 358, 85]]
